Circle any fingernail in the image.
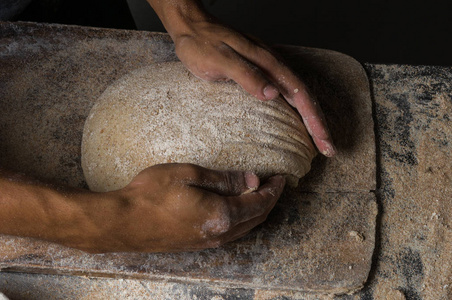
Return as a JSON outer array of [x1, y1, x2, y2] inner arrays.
[[322, 142, 337, 157], [263, 85, 279, 100], [275, 175, 286, 188], [245, 172, 260, 190]]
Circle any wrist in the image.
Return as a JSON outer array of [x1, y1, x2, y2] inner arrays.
[[55, 189, 139, 253], [146, 0, 211, 39]]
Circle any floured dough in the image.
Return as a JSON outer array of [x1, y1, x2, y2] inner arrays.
[[81, 62, 316, 192]]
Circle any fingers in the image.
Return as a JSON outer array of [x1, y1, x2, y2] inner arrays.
[[175, 23, 336, 156], [226, 38, 337, 156], [290, 87, 337, 157], [171, 165, 285, 232], [183, 42, 279, 101], [227, 175, 285, 226], [168, 163, 260, 196], [214, 175, 285, 245], [197, 175, 285, 248], [217, 46, 279, 101]]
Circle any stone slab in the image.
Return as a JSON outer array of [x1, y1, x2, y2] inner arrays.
[[0, 192, 377, 294], [0, 22, 375, 192], [0, 22, 377, 294]]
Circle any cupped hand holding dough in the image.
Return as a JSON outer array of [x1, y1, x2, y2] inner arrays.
[[82, 62, 316, 192]]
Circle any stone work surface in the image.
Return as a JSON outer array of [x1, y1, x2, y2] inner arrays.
[[0, 22, 176, 188], [0, 22, 450, 299], [353, 64, 451, 300], [0, 23, 375, 193], [0, 193, 376, 295], [0, 21, 377, 296], [1, 63, 444, 300]]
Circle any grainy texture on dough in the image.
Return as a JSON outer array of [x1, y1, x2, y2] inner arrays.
[[81, 62, 316, 192]]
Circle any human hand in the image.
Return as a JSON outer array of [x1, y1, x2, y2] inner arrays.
[[147, 0, 335, 156], [96, 164, 285, 253], [176, 23, 335, 156], [161, 15, 335, 156], [0, 164, 283, 254]]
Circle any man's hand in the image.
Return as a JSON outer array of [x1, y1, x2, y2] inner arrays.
[[102, 164, 285, 253], [147, 0, 336, 157], [0, 164, 285, 253]]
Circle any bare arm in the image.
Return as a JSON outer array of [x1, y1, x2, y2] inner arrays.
[[147, 0, 336, 156], [0, 168, 101, 250], [0, 164, 284, 253]]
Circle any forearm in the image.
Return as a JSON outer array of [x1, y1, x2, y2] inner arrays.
[[146, 0, 210, 38], [0, 168, 111, 252], [0, 164, 285, 253]]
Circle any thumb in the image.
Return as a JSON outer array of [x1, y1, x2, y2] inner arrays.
[[197, 170, 261, 196], [176, 164, 260, 196]]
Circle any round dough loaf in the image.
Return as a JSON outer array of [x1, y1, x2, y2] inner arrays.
[[82, 62, 316, 192]]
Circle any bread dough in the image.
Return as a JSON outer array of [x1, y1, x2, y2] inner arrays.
[[81, 62, 316, 192]]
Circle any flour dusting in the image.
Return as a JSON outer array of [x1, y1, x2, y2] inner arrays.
[[81, 62, 316, 192]]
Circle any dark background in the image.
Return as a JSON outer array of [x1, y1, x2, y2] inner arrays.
[[14, 0, 452, 66]]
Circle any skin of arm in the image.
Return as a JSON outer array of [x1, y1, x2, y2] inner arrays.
[[0, 2, 327, 253], [0, 164, 284, 253], [147, 0, 336, 157]]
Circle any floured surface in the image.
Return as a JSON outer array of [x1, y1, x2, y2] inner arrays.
[[0, 23, 375, 192], [0, 22, 376, 295], [0, 192, 377, 294], [353, 64, 452, 300], [82, 62, 315, 191], [3, 64, 446, 300], [275, 45, 376, 192], [0, 23, 176, 188]]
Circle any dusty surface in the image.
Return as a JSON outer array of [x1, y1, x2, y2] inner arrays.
[[5, 22, 450, 300], [358, 65, 452, 300], [0, 193, 376, 294], [0, 22, 376, 295], [1, 63, 447, 300], [0, 23, 376, 193], [0, 22, 176, 188], [276, 45, 376, 193]]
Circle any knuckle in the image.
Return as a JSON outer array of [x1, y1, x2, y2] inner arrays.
[[181, 164, 203, 181], [196, 56, 215, 72], [195, 57, 228, 81]]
